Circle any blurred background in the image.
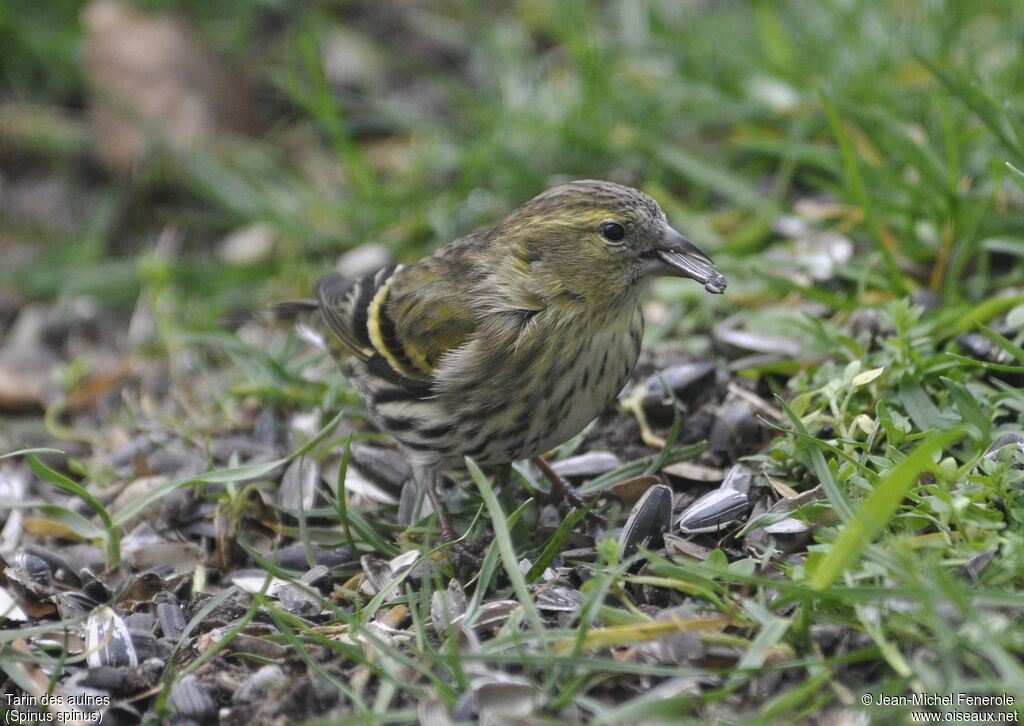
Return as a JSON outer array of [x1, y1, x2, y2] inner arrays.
[[2, 0, 1024, 432], [3, 0, 1022, 317]]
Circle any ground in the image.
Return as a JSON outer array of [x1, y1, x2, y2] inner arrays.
[[1, 1, 1024, 724]]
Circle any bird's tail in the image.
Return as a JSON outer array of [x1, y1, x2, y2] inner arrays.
[[221, 300, 320, 330], [222, 299, 336, 354]]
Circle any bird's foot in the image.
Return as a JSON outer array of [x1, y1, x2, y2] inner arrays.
[[532, 456, 607, 527], [416, 470, 486, 577], [437, 531, 486, 578]]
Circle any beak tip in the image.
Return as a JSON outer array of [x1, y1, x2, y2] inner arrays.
[[653, 228, 728, 293], [704, 272, 728, 294]]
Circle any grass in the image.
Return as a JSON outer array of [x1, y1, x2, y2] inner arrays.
[[2, 0, 1024, 722]]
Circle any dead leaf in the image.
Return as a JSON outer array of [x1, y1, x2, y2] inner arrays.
[[0, 347, 57, 411], [82, 0, 255, 172]]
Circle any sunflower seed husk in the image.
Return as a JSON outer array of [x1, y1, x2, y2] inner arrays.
[[125, 542, 204, 573], [360, 555, 400, 600], [618, 483, 673, 558], [707, 403, 763, 456], [713, 323, 802, 359], [301, 564, 331, 591], [550, 451, 622, 479], [720, 464, 754, 493], [278, 566, 330, 616], [663, 533, 714, 561], [389, 550, 423, 579], [168, 674, 216, 721], [13, 550, 53, 587], [983, 433, 1024, 460], [536, 586, 582, 613], [157, 599, 187, 641], [677, 489, 750, 534], [762, 517, 811, 535], [643, 362, 717, 422], [274, 542, 357, 572], [229, 570, 288, 594], [607, 474, 664, 505], [639, 609, 705, 664], [76, 665, 129, 692], [472, 674, 536, 719], [661, 461, 726, 483], [418, 696, 454, 726], [79, 567, 111, 603], [233, 664, 287, 704], [54, 591, 95, 619], [350, 441, 411, 493], [430, 582, 467, 635], [20, 545, 79, 587], [220, 632, 289, 661], [128, 628, 161, 660], [279, 456, 321, 511], [0, 586, 27, 621], [958, 548, 999, 584], [86, 606, 138, 668], [471, 600, 521, 630], [126, 612, 154, 632], [957, 332, 1014, 365]]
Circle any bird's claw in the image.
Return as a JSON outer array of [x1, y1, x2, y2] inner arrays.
[[443, 538, 485, 577], [533, 456, 607, 527]]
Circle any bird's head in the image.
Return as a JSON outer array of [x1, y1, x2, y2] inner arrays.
[[497, 180, 727, 308]]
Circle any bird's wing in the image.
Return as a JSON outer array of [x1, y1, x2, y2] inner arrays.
[[314, 258, 480, 389], [377, 261, 479, 378], [314, 268, 391, 363], [317, 232, 540, 387]]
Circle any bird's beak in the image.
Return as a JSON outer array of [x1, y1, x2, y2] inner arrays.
[[643, 226, 728, 294]]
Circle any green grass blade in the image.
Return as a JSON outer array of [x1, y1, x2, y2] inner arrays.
[[1007, 162, 1024, 192], [939, 376, 989, 443], [977, 322, 1024, 364], [465, 457, 546, 641], [919, 54, 1024, 164], [777, 397, 854, 522], [809, 427, 963, 590], [526, 500, 593, 584], [26, 454, 109, 525], [1, 448, 64, 460], [821, 91, 906, 295]]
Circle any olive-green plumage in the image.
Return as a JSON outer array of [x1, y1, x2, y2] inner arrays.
[[303, 180, 726, 535]]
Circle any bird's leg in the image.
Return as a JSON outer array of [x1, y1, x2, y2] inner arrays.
[[532, 456, 605, 525], [416, 465, 482, 574], [492, 463, 513, 489], [417, 465, 460, 544], [532, 456, 584, 508]]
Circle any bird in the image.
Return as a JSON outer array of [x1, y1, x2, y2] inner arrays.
[[271, 180, 727, 543]]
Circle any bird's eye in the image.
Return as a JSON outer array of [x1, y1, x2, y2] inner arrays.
[[600, 222, 626, 242]]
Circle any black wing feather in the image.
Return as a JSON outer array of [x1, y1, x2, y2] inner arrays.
[[315, 272, 374, 361]]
